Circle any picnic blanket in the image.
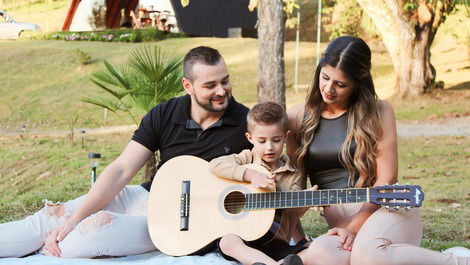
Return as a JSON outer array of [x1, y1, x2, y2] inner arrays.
[[0, 251, 239, 265]]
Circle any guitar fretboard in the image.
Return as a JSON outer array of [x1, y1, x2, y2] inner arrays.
[[243, 188, 369, 210]]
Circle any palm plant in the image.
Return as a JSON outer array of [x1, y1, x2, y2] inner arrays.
[[82, 46, 184, 180]]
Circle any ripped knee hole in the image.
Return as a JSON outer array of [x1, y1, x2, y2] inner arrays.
[[79, 212, 113, 235]]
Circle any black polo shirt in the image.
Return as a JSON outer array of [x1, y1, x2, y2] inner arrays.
[[132, 94, 253, 191]]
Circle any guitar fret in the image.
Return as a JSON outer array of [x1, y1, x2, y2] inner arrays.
[[320, 190, 328, 205], [245, 193, 250, 210], [262, 193, 266, 209], [338, 189, 345, 204], [299, 191, 306, 207], [266, 193, 270, 209], [269, 192, 276, 208], [292, 191, 297, 207], [329, 189, 338, 205], [287, 192, 292, 208], [347, 190, 354, 203], [357, 189, 366, 202], [306, 190, 312, 206], [314, 190, 320, 205]]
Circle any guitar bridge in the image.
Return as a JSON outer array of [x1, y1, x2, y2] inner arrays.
[[180, 181, 190, 231]]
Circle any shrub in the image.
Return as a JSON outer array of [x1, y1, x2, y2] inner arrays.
[[74, 48, 93, 65], [32, 28, 185, 43]]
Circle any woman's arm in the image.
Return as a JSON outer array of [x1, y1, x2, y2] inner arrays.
[[45, 140, 153, 256], [329, 100, 398, 250], [286, 103, 305, 166]]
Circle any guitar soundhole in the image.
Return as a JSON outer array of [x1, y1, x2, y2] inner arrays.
[[224, 191, 246, 214]]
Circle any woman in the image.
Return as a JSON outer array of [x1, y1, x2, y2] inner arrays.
[[286, 36, 468, 265]]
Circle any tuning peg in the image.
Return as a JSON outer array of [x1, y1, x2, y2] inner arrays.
[[406, 182, 410, 185], [405, 206, 411, 211], [394, 206, 400, 211], [394, 182, 400, 186], [384, 183, 389, 186], [385, 205, 390, 212]]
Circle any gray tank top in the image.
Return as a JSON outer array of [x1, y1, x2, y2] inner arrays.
[[304, 112, 357, 189]]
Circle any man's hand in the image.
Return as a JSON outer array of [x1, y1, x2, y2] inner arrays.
[[326, 227, 356, 251], [244, 168, 275, 189]]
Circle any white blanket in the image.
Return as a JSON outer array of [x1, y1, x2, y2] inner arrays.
[[0, 251, 239, 265]]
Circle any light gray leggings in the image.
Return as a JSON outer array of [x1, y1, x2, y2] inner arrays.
[[0, 185, 157, 258], [299, 203, 469, 265]]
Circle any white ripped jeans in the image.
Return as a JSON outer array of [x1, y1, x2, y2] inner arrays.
[[0, 185, 157, 258]]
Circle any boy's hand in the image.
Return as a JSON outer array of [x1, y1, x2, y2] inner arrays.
[[243, 168, 275, 189]]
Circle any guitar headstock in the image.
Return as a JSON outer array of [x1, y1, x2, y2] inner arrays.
[[369, 184, 424, 209]]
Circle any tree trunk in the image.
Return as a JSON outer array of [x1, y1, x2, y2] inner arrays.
[[357, 0, 439, 98], [396, 22, 435, 97], [144, 153, 157, 181], [257, 0, 286, 107]]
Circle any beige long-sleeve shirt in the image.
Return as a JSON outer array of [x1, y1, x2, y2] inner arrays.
[[209, 149, 303, 243]]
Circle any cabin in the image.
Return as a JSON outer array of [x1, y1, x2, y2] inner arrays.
[[62, 0, 257, 37]]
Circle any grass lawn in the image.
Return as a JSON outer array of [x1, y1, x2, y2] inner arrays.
[[1, 6, 469, 132], [0, 0, 468, 254]]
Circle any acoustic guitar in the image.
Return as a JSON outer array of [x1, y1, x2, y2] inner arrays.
[[148, 155, 424, 256]]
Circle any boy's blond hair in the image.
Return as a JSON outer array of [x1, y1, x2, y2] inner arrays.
[[247, 102, 288, 133]]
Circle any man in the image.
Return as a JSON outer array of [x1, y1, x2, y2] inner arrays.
[[0, 46, 252, 259]]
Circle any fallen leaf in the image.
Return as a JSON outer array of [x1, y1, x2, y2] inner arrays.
[[181, 0, 190, 7]]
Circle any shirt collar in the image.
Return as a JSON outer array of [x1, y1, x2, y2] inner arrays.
[[171, 94, 242, 126], [251, 149, 296, 174]]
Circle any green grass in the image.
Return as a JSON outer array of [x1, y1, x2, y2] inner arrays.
[[0, 1, 469, 254], [301, 136, 470, 251], [1, 36, 468, 133], [0, 131, 143, 222]]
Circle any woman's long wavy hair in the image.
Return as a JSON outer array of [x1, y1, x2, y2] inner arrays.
[[296, 36, 382, 188]]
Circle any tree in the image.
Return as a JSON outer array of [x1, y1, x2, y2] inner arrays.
[[82, 46, 183, 180], [256, 0, 287, 107], [355, 0, 468, 97]]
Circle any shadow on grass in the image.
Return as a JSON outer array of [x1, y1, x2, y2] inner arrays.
[[447, 81, 470, 90]]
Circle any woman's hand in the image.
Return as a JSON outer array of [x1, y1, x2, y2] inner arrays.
[[326, 227, 356, 251], [245, 168, 275, 189], [44, 219, 78, 257]]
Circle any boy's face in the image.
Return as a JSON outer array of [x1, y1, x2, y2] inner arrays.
[[245, 122, 287, 167]]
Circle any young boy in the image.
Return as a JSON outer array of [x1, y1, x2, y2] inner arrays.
[[209, 102, 307, 265]]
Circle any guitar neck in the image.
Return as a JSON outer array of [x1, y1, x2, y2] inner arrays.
[[244, 188, 369, 210]]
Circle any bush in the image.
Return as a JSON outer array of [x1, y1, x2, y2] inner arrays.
[[74, 48, 93, 65], [32, 28, 185, 43]]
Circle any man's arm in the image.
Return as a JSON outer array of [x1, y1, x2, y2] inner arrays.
[[65, 140, 153, 226], [46, 141, 153, 256]]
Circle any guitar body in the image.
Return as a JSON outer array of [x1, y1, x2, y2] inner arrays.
[[148, 155, 277, 256]]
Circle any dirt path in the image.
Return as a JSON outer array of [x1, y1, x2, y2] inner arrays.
[[396, 116, 470, 137], [1, 117, 469, 139]]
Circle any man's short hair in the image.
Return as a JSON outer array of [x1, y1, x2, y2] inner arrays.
[[183, 46, 222, 81], [247, 102, 288, 133]]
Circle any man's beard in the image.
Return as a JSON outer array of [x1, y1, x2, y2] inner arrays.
[[193, 93, 231, 113]]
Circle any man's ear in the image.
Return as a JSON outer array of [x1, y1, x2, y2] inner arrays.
[[182, 77, 192, 95], [245, 132, 254, 144]]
